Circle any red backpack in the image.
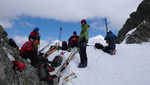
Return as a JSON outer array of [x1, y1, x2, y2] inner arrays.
[[20, 40, 34, 54]]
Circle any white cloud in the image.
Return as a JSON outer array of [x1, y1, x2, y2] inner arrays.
[[0, 0, 143, 29]]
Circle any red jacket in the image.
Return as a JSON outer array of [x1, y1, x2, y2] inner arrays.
[[29, 31, 40, 41], [69, 35, 79, 46]]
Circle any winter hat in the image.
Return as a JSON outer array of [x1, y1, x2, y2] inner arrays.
[[81, 19, 86, 24], [33, 27, 39, 32], [73, 31, 77, 35]]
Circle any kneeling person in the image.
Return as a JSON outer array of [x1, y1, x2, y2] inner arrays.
[[95, 30, 117, 55]]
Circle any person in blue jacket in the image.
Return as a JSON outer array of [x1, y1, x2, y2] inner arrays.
[[95, 30, 117, 55]]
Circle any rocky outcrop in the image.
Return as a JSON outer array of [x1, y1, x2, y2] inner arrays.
[[117, 0, 150, 44], [0, 25, 48, 85], [126, 21, 150, 43]]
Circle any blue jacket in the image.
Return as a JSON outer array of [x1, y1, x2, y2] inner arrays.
[[105, 31, 117, 50]]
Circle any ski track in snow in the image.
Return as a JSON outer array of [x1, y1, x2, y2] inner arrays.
[[46, 35, 150, 85]]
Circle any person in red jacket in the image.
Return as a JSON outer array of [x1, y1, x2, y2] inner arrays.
[[29, 27, 40, 45], [20, 40, 39, 66], [68, 31, 79, 48]]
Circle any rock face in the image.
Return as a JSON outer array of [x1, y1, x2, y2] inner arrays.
[[117, 0, 150, 44], [0, 25, 48, 85]]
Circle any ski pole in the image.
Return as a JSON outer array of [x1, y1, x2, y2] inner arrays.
[[58, 27, 62, 52], [104, 18, 109, 33], [59, 27, 62, 43]]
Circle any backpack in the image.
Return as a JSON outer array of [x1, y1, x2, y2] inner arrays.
[[51, 55, 63, 68], [20, 40, 33, 54], [94, 43, 104, 49], [62, 41, 68, 50]]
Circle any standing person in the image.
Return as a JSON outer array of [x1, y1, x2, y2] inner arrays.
[[68, 31, 79, 48], [78, 19, 89, 68], [29, 27, 40, 45]]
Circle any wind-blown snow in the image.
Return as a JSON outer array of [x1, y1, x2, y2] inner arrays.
[[47, 35, 150, 85]]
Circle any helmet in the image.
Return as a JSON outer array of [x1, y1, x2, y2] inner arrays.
[[81, 19, 86, 24], [33, 27, 39, 32]]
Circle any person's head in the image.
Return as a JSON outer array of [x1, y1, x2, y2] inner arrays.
[[107, 30, 112, 35], [33, 27, 39, 33], [81, 19, 87, 25], [73, 31, 77, 36]]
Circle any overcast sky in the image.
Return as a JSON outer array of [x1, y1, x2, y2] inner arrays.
[[0, 0, 142, 28], [0, 0, 143, 46]]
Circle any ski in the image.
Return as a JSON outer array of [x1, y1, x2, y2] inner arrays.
[[56, 48, 78, 77], [44, 45, 58, 58], [63, 72, 77, 82]]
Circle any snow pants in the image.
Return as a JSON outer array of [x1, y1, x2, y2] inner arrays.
[[79, 38, 87, 65]]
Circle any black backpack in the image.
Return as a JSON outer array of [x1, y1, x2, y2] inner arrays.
[[94, 43, 104, 49]]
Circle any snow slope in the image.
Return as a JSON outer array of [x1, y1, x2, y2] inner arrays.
[[52, 35, 150, 85]]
